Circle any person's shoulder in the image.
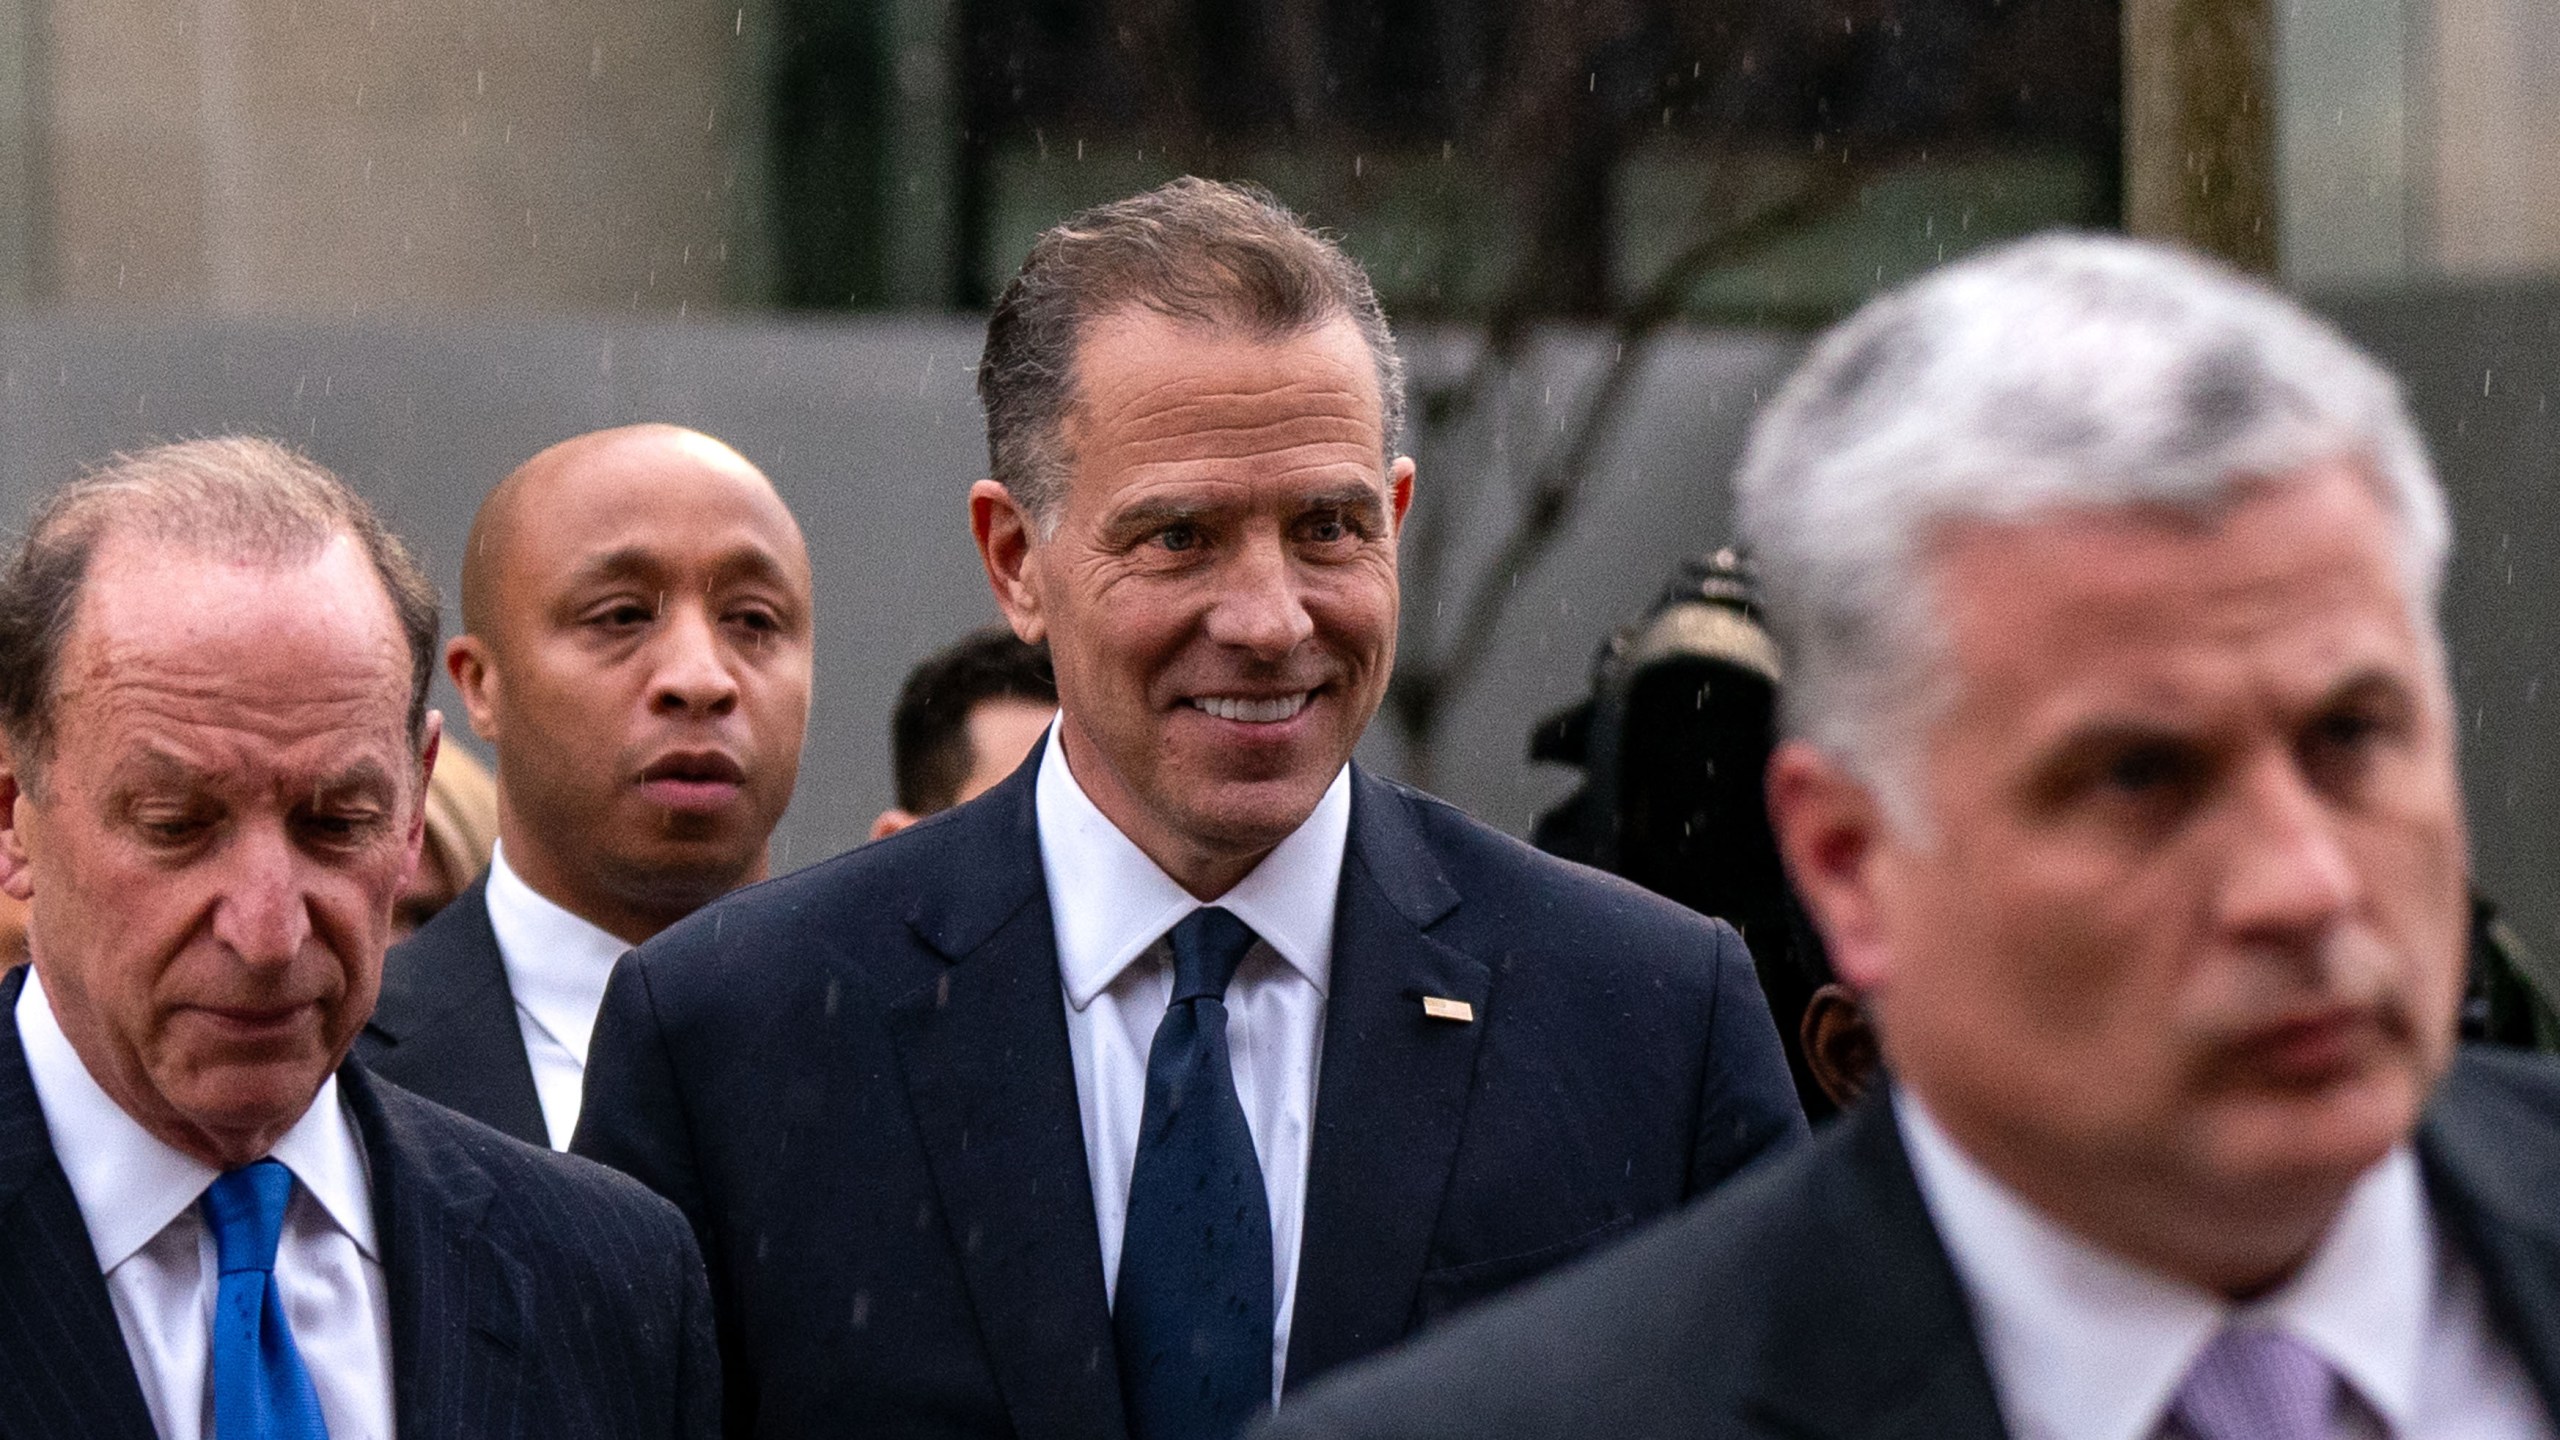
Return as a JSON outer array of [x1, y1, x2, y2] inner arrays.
[[1257, 1112, 1861, 1440], [619, 795, 1042, 1033], [368, 880, 501, 1031], [366, 1071, 695, 1251]]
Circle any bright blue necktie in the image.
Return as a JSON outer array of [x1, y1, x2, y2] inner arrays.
[[201, 1159, 331, 1440], [1113, 906, 1274, 1440]]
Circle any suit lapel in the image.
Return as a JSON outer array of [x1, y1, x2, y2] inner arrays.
[[1283, 771, 1490, 1391], [1738, 1097, 2010, 1440], [364, 875, 548, 1147], [0, 966, 162, 1439], [884, 764, 1129, 1440], [343, 1061, 532, 1440]]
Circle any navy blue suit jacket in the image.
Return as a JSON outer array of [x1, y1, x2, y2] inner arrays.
[[1253, 1050, 2560, 1440], [573, 755, 1805, 1439], [0, 965, 719, 1440], [358, 873, 554, 1147]]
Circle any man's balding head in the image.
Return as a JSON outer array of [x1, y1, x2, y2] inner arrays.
[[462, 424, 788, 640], [448, 424, 815, 945]]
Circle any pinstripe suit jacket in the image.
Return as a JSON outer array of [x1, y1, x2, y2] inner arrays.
[[0, 964, 720, 1439]]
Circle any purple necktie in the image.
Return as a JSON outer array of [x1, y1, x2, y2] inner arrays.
[[2170, 1327, 2339, 1440]]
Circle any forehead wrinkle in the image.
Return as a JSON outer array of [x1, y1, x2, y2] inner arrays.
[[1091, 407, 1381, 460], [1078, 368, 1379, 433], [61, 618, 413, 768], [100, 720, 409, 801]]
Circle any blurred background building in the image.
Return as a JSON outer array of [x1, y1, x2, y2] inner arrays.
[[0, 0, 2555, 954]]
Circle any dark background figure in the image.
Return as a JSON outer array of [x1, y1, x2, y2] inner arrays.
[[359, 424, 817, 1150], [2465, 893, 2560, 1051], [0, 436, 716, 1440], [1528, 550, 1838, 1116], [872, 626, 1058, 838]]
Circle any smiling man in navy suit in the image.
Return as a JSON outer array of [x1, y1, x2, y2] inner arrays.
[[573, 177, 1805, 1440]]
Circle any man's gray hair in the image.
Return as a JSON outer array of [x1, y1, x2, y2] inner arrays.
[[0, 436, 441, 787], [976, 177, 1407, 529], [1733, 232, 2448, 821]]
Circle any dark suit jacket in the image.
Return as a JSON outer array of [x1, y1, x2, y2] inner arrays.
[[358, 873, 552, 1147], [0, 964, 720, 1440], [573, 755, 1806, 1440], [1252, 1048, 2560, 1440]]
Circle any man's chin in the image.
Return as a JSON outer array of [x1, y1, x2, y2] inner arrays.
[[1171, 778, 1341, 855], [599, 844, 765, 915], [159, 1059, 336, 1141], [2196, 1067, 2430, 1196]]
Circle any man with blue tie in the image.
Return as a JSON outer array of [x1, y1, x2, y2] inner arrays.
[[0, 437, 717, 1438], [573, 177, 1805, 1440]]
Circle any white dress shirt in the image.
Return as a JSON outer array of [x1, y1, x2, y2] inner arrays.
[[1897, 1091, 2553, 1440], [1034, 721, 1345, 1400], [483, 840, 631, 1149], [16, 970, 393, 1440]]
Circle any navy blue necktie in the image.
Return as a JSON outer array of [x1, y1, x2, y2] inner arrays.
[[201, 1159, 331, 1440], [1114, 906, 1274, 1440]]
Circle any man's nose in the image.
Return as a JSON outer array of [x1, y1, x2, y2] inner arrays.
[[651, 603, 743, 717], [210, 824, 313, 968], [1205, 537, 1317, 658], [2219, 754, 2362, 951]]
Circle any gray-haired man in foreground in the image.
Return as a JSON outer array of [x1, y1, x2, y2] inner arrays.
[[1254, 236, 2560, 1439]]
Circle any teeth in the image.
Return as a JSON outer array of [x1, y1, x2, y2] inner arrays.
[[1194, 693, 1311, 724]]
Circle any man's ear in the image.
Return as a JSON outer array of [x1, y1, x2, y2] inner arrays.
[[1801, 983, 1882, 1111], [970, 479, 1046, 644], [1765, 740, 1898, 996], [1388, 456, 1416, 535], [870, 808, 918, 841], [445, 636, 502, 745], [0, 737, 34, 904]]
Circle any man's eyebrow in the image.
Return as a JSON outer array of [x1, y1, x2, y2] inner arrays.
[[107, 748, 210, 795], [2024, 666, 2420, 777], [1106, 485, 1387, 533], [563, 545, 803, 596], [2312, 667, 2417, 713], [562, 547, 665, 589], [1296, 484, 1389, 517], [1101, 496, 1214, 535], [306, 759, 399, 802], [704, 547, 805, 595]]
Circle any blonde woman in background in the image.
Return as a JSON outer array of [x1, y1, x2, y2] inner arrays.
[[395, 742, 500, 940]]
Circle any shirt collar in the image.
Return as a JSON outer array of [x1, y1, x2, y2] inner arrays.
[[1895, 1090, 2432, 1440], [16, 967, 379, 1271], [1034, 719, 1348, 1010], [483, 840, 632, 1065]]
